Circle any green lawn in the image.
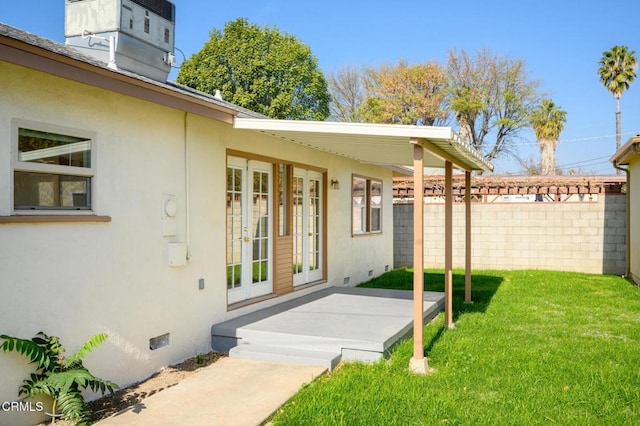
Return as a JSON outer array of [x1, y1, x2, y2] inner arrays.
[[269, 269, 640, 425]]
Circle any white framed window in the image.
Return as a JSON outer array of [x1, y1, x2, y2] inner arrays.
[[352, 175, 382, 235], [12, 120, 96, 212]]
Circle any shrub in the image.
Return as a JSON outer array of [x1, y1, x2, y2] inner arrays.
[[0, 331, 119, 424]]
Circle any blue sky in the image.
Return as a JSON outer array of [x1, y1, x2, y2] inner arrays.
[[3, 0, 640, 174]]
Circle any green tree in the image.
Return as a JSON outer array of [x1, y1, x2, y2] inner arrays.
[[597, 45, 638, 155], [447, 48, 541, 163], [530, 99, 567, 175], [361, 59, 449, 126], [177, 18, 330, 120]]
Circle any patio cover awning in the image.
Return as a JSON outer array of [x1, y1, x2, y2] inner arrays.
[[234, 117, 493, 374], [234, 118, 493, 173]]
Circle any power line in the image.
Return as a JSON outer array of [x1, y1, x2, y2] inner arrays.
[[508, 131, 636, 147], [556, 155, 611, 169], [557, 162, 611, 173], [557, 131, 636, 144]]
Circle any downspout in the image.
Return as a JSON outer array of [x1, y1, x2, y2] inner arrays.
[[184, 112, 191, 262], [613, 160, 630, 278]]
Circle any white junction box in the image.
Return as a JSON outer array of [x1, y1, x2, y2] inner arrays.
[[168, 242, 187, 267]]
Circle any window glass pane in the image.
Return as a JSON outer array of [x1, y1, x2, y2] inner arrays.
[[352, 176, 367, 233], [370, 180, 382, 232], [370, 180, 382, 207], [371, 207, 381, 232], [18, 128, 91, 168], [14, 171, 90, 209]]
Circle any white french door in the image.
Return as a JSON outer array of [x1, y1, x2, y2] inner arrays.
[[226, 157, 273, 304], [293, 169, 323, 286]]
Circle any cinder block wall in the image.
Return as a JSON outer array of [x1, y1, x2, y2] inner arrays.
[[393, 194, 626, 274]]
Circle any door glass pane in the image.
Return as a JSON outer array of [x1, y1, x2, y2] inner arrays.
[[226, 166, 243, 289], [278, 164, 288, 236], [309, 179, 320, 271], [252, 170, 270, 284], [293, 176, 304, 274]]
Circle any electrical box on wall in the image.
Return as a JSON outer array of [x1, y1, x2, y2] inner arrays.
[[162, 195, 178, 237], [168, 242, 187, 267]]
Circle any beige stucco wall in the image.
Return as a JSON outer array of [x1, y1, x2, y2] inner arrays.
[[0, 61, 392, 424], [630, 157, 639, 284], [394, 196, 626, 274]]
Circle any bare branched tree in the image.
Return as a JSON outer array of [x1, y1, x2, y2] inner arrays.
[[448, 48, 542, 163], [327, 65, 365, 122]]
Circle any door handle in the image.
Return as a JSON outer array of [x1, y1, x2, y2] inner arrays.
[[244, 236, 250, 242]]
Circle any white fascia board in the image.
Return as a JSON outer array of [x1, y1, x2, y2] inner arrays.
[[234, 118, 456, 141], [233, 117, 493, 172], [610, 136, 640, 165]]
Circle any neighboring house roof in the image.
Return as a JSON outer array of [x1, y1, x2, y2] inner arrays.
[[611, 136, 640, 166]]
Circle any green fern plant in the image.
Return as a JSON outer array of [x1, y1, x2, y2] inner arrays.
[[0, 331, 119, 425]]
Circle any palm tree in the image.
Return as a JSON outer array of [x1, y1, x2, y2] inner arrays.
[[530, 99, 567, 175], [598, 45, 638, 156]]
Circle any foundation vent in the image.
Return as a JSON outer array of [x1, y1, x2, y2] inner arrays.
[[149, 333, 170, 350]]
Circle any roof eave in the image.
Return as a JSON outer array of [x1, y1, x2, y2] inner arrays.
[[0, 31, 238, 124], [610, 136, 640, 166], [234, 117, 493, 173]]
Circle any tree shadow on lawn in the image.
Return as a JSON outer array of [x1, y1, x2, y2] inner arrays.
[[359, 268, 504, 354]]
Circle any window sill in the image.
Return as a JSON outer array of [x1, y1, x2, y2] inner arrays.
[[0, 215, 111, 224], [352, 232, 383, 237]]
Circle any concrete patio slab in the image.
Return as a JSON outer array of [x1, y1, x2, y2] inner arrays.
[[212, 287, 444, 369]]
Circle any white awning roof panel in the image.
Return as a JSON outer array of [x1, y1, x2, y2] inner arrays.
[[233, 118, 493, 172]]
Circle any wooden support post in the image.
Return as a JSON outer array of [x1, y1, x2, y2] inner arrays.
[[465, 170, 472, 303], [444, 161, 454, 329], [409, 141, 428, 374]]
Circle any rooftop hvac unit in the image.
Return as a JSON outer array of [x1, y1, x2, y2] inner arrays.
[[65, 0, 176, 82]]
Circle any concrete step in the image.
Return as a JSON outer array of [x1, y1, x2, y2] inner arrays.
[[229, 343, 342, 371]]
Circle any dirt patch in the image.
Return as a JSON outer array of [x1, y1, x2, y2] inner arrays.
[[36, 351, 225, 425], [88, 351, 225, 422]]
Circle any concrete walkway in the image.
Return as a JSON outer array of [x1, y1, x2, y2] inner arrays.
[[96, 357, 326, 426]]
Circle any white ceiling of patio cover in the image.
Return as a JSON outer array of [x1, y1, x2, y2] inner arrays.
[[233, 118, 493, 172]]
